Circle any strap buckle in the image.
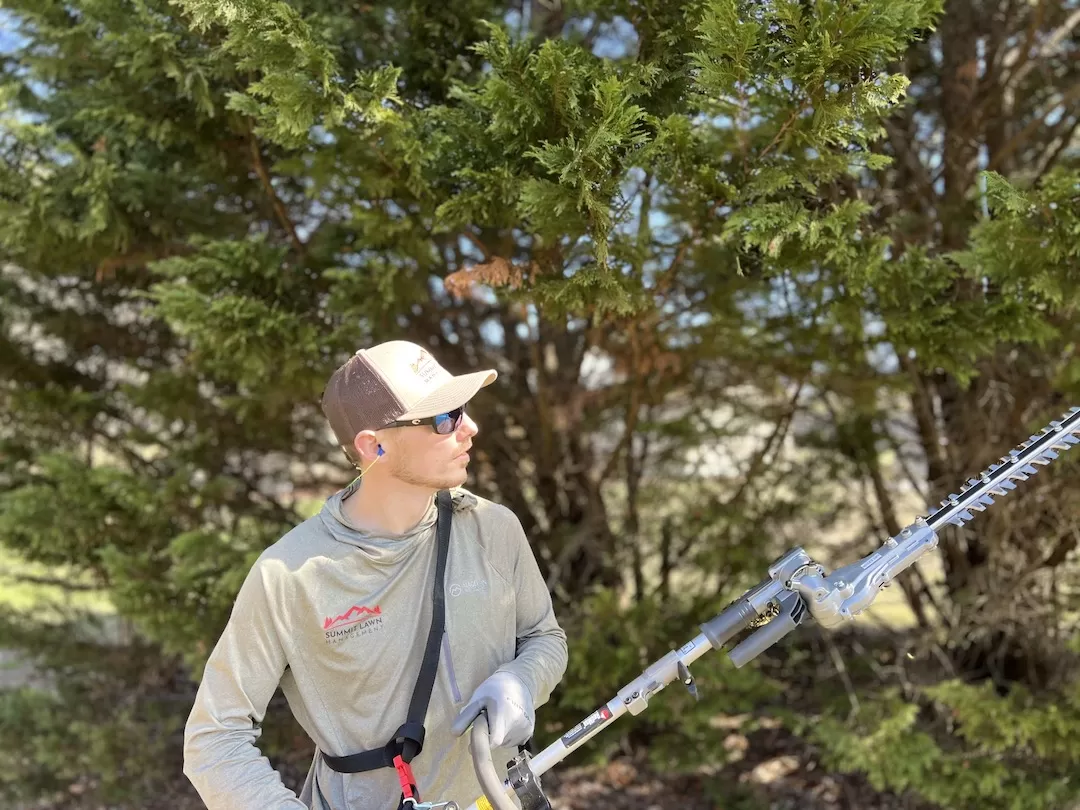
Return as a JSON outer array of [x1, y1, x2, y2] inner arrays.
[[390, 721, 426, 757], [393, 754, 418, 801]]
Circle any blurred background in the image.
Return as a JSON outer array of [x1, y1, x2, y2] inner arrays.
[[1, 0, 1078, 808]]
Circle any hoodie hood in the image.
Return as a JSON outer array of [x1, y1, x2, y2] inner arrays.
[[318, 478, 479, 566]]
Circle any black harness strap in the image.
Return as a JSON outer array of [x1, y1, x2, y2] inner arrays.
[[322, 489, 454, 806]]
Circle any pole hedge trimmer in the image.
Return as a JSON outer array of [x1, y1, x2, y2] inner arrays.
[[433, 406, 1080, 810]]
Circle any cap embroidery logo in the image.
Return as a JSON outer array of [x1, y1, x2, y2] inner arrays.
[[322, 603, 385, 645], [411, 349, 440, 383]]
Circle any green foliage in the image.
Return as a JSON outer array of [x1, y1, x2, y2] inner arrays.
[[0, 454, 174, 571], [860, 169, 1080, 386], [0, 606, 184, 805], [690, 0, 932, 151], [2, 0, 1078, 807], [0, 451, 285, 668], [145, 236, 326, 397], [954, 169, 1080, 315], [804, 676, 1080, 810], [0, 684, 172, 803], [175, 0, 406, 147]]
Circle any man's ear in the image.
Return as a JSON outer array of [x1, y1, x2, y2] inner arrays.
[[352, 430, 381, 462]]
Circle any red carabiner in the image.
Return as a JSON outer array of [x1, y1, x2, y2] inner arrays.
[[393, 754, 417, 801]]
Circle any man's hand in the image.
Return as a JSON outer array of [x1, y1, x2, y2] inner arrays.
[[450, 671, 534, 748]]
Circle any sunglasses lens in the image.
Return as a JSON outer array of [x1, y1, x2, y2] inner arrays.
[[434, 405, 465, 435]]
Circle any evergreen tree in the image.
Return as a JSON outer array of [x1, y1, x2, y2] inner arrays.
[[1, 0, 1077, 808]]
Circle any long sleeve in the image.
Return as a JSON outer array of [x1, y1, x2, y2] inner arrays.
[[183, 558, 307, 810], [494, 514, 569, 708]]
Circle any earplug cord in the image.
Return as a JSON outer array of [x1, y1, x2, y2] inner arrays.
[[348, 445, 384, 487]]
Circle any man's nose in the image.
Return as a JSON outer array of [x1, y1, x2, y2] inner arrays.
[[459, 413, 479, 438]]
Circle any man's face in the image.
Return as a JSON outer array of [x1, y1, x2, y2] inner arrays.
[[378, 410, 478, 490]]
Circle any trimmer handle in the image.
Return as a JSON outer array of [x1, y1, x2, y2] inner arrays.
[[469, 711, 518, 810]]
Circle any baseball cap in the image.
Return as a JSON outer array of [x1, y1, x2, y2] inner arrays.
[[321, 340, 497, 461]]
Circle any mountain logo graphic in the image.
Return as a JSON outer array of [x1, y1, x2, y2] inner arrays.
[[323, 604, 382, 631]]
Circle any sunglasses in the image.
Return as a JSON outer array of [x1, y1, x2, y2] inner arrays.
[[382, 403, 468, 435]]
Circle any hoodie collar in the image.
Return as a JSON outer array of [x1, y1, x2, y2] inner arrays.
[[318, 480, 478, 565]]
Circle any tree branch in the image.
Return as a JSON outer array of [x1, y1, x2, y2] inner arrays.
[[1034, 113, 1080, 181], [459, 230, 491, 261], [5, 573, 102, 592], [598, 324, 645, 484], [723, 382, 804, 512], [820, 627, 861, 719], [879, 417, 930, 503], [246, 125, 305, 255], [996, 0, 1044, 81], [759, 102, 806, 160], [1002, 5, 1080, 93], [883, 117, 938, 208], [988, 82, 1080, 172], [900, 353, 949, 488]]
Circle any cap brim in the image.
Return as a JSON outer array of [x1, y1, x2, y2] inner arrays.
[[397, 369, 497, 420]]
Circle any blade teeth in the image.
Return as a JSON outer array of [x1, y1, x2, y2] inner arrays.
[[947, 511, 975, 527], [928, 407, 1079, 528]]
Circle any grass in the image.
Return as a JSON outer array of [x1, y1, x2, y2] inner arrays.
[[0, 547, 114, 619]]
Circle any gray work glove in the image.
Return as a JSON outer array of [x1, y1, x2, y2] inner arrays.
[[450, 670, 535, 748]]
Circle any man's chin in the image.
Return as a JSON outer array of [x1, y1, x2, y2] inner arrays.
[[444, 469, 469, 489], [393, 470, 468, 491]]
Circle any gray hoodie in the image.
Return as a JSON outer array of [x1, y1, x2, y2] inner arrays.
[[183, 482, 569, 810]]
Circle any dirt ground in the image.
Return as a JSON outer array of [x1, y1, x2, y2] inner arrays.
[[540, 720, 933, 810]]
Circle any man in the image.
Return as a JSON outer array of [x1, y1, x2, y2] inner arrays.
[[183, 340, 569, 810]]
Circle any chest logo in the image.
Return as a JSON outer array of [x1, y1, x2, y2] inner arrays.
[[448, 579, 489, 597], [322, 603, 384, 644]]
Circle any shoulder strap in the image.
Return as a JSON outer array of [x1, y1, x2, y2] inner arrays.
[[322, 489, 453, 774], [398, 487, 453, 761]]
